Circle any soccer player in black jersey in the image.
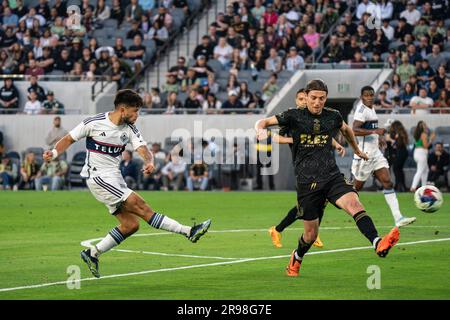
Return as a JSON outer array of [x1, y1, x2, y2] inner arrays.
[[255, 79, 400, 277], [268, 88, 346, 249]]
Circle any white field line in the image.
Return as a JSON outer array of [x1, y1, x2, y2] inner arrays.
[[112, 249, 242, 260], [80, 225, 448, 248], [1, 237, 450, 293]]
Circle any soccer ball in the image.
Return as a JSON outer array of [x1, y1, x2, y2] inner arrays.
[[414, 185, 443, 213]]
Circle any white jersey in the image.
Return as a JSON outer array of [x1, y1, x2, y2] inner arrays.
[[69, 112, 147, 179], [353, 104, 382, 159]]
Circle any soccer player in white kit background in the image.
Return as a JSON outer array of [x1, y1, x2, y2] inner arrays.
[[43, 89, 211, 278], [352, 86, 416, 227]]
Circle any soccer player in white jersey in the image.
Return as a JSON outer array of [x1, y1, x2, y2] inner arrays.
[[352, 86, 416, 227], [42, 89, 211, 278]]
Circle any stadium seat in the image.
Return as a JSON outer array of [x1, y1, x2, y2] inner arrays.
[[187, 0, 202, 12], [6, 151, 20, 160], [102, 19, 118, 29], [68, 151, 86, 188], [207, 59, 224, 74]]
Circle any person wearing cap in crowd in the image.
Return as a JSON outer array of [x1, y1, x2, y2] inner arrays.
[[42, 91, 65, 114], [400, 1, 421, 26], [222, 90, 244, 111], [285, 47, 305, 71], [27, 75, 46, 102], [0, 77, 19, 114], [69, 37, 83, 62]]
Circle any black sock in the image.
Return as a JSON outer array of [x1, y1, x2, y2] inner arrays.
[[275, 206, 298, 232], [295, 235, 313, 260], [353, 211, 380, 247]]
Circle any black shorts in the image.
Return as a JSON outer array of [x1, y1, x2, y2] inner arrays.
[[296, 174, 357, 221]]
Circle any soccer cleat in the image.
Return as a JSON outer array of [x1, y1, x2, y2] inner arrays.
[[395, 216, 416, 227], [313, 235, 324, 248], [80, 248, 100, 278], [188, 219, 211, 243], [286, 250, 302, 277], [376, 226, 400, 258], [268, 226, 282, 248]]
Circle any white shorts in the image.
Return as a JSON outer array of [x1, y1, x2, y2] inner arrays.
[[351, 152, 389, 182], [86, 175, 133, 214]]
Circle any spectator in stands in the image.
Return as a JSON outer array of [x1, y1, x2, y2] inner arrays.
[[181, 68, 200, 92], [168, 56, 187, 84], [36, 47, 55, 73], [261, 73, 279, 102], [35, 156, 68, 191], [214, 36, 233, 69], [54, 48, 74, 73], [397, 53, 416, 83], [436, 88, 450, 112], [411, 87, 434, 115], [147, 20, 169, 46], [193, 35, 214, 61], [427, 22, 444, 48], [69, 38, 84, 62], [184, 88, 202, 114], [96, 48, 112, 74], [0, 155, 18, 190], [226, 73, 240, 94], [222, 90, 244, 111], [163, 91, 182, 114], [265, 47, 282, 73], [125, 34, 146, 73], [0, 78, 19, 114], [19, 152, 39, 190], [152, 6, 173, 30], [23, 90, 43, 115], [321, 35, 343, 63], [399, 81, 416, 108], [285, 46, 305, 71], [416, 59, 435, 90], [356, 0, 375, 20], [202, 92, 222, 113], [27, 75, 46, 102], [111, 0, 125, 24], [120, 150, 139, 189], [386, 120, 409, 192], [95, 0, 111, 21], [377, 90, 394, 111], [160, 154, 186, 191], [191, 55, 213, 86], [238, 81, 256, 109], [413, 17, 429, 39], [2, 7, 19, 28], [428, 142, 449, 187], [112, 38, 127, 59], [125, 0, 144, 22], [428, 80, 440, 103], [42, 91, 65, 115], [381, 18, 395, 41], [187, 159, 208, 191], [173, 0, 189, 15], [426, 44, 446, 72], [162, 72, 179, 93], [350, 50, 367, 69], [417, 35, 432, 59], [83, 61, 101, 81], [303, 24, 320, 50], [400, 1, 421, 26], [142, 142, 165, 190], [251, 0, 266, 21], [411, 121, 435, 192], [435, 65, 447, 90], [127, 19, 144, 39]]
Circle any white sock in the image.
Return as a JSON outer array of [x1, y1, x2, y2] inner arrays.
[[373, 237, 381, 249], [383, 189, 403, 222], [148, 212, 191, 236], [91, 227, 124, 258]]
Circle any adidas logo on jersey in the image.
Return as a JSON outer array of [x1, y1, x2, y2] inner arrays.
[[100, 132, 106, 136]]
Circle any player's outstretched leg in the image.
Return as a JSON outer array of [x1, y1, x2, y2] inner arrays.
[[375, 168, 416, 227], [335, 192, 399, 258], [286, 219, 319, 277]]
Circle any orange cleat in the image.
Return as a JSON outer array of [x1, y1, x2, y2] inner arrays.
[[376, 226, 400, 258], [286, 250, 302, 277], [313, 235, 324, 248], [268, 226, 282, 248]]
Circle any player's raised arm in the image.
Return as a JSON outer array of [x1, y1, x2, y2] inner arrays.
[[272, 133, 293, 144], [136, 145, 155, 175], [254, 115, 279, 140], [340, 121, 368, 160], [43, 133, 75, 162]]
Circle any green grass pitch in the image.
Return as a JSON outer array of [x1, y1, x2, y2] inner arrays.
[[0, 191, 449, 300]]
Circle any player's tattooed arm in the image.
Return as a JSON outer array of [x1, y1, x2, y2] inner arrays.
[[340, 121, 368, 160], [272, 134, 293, 144], [352, 120, 386, 136], [254, 116, 279, 141], [136, 145, 155, 174], [43, 134, 75, 162]]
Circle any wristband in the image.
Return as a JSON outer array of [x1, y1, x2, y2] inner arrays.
[[51, 149, 58, 160]]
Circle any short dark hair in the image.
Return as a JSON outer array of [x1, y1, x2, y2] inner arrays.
[[361, 85, 374, 95], [305, 79, 328, 94], [296, 88, 306, 95], [114, 89, 143, 109]]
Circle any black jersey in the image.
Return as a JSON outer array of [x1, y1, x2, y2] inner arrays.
[[275, 107, 343, 184]]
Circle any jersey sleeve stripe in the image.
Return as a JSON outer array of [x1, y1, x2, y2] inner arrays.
[[83, 113, 106, 125], [127, 124, 139, 135]]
